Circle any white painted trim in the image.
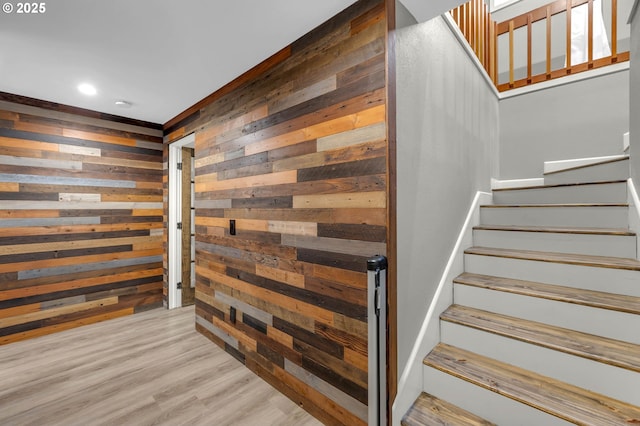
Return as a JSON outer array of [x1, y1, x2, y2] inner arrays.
[[491, 177, 544, 189], [442, 13, 500, 99], [629, 0, 639, 24], [392, 191, 492, 426], [168, 133, 195, 309], [500, 62, 630, 99], [624, 132, 630, 152], [544, 154, 628, 174], [490, 0, 523, 13], [627, 179, 640, 260]]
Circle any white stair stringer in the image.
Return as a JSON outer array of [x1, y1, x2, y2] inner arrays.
[[544, 155, 628, 174]]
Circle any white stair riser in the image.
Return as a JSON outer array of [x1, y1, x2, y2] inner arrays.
[[480, 206, 628, 228], [473, 229, 636, 258], [422, 366, 572, 426], [544, 160, 630, 185], [453, 284, 640, 344], [441, 322, 640, 406], [493, 182, 627, 205], [464, 253, 640, 297], [544, 155, 628, 174]]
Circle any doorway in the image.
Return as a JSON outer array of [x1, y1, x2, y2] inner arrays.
[[168, 134, 196, 309]]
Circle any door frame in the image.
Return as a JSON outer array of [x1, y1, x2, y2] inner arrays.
[[168, 133, 195, 309]]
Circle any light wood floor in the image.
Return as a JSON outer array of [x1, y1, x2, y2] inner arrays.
[[0, 306, 323, 426]]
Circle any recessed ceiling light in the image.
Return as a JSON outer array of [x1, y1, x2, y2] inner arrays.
[[78, 83, 97, 96], [115, 100, 132, 108]]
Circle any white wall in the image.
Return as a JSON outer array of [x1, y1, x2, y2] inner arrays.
[[396, 15, 499, 374], [631, 2, 640, 190], [400, 0, 468, 23], [500, 69, 630, 179]]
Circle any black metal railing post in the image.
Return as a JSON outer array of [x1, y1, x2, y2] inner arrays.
[[367, 255, 388, 426]]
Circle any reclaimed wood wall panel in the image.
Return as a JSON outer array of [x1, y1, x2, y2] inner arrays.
[[164, 1, 388, 424], [0, 98, 164, 345]]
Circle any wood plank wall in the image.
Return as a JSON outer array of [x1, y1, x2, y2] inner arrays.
[[0, 94, 165, 345], [163, 0, 388, 424]]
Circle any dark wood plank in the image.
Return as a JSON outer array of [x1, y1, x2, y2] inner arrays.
[[297, 156, 386, 182], [318, 223, 386, 242], [297, 248, 369, 273], [273, 317, 343, 359]]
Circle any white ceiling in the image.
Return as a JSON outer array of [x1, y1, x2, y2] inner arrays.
[[0, 0, 456, 125], [0, 0, 359, 124]]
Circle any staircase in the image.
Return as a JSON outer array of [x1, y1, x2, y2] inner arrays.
[[402, 155, 640, 425]]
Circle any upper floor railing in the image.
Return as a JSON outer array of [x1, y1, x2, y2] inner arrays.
[[450, 0, 630, 91]]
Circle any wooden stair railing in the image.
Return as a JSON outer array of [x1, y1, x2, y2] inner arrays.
[[450, 0, 630, 92], [451, 0, 498, 84]]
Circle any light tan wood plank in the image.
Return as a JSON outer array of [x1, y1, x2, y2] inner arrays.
[[256, 264, 306, 288], [293, 191, 386, 209]]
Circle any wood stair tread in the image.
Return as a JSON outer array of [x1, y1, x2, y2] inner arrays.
[[441, 305, 640, 372], [544, 155, 630, 175], [481, 203, 628, 208], [424, 343, 640, 424], [454, 272, 640, 315], [401, 392, 496, 426], [465, 246, 640, 271], [492, 179, 627, 192], [473, 225, 635, 236]]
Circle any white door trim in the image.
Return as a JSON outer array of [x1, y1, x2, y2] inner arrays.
[[168, 133, 195, 309]]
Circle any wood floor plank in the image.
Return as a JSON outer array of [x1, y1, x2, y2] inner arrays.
[[0, 306, 321, 426]]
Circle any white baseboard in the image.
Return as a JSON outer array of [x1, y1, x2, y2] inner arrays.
[[392, 191, 492, 425], [627, 179, 640, 260], [491, 178, 544, 189], [624, 132, 630, 153], [544, 155, 628, 174]]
